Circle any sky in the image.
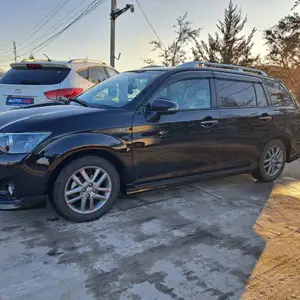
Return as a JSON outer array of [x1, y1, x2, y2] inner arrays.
[[0, 0, 295, 72]]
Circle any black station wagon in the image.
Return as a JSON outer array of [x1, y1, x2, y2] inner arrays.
[[0, 61, 299, 222]]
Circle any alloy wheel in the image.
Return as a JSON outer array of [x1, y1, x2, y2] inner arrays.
[[263, 145, 284, 177], [64, 166, 112, 214]]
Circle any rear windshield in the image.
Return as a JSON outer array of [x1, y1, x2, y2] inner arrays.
[[0, 67, 70, 85]]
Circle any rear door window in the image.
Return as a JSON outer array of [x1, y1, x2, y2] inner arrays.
[[265, 80, 294, 107], [255, 83, 268, 107], [0, 68, 70, 85], [217, 80, 257, 108]]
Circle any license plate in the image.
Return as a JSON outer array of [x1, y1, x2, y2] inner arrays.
[[6, 96, 34, 106]]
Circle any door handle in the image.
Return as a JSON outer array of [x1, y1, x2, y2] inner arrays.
[[201, 120, 218, 128], [259, 115, 272, 122]]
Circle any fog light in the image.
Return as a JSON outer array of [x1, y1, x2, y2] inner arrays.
[[7, 184, 15, 197]]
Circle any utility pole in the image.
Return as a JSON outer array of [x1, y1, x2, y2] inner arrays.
[[110, 0, 116, 68], [13, 41, 17, 63], [110, 1, 135, 68]]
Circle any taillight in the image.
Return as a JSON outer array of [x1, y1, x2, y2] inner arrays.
[[44, 88, 83, 100]]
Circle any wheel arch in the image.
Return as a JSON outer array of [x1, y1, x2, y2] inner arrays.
[[268, 135, 291, 161], [47, 149, 129, 198]]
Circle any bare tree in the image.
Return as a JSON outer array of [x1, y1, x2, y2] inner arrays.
[[144, 13, 201, 66], [292, 0, 300, 10]]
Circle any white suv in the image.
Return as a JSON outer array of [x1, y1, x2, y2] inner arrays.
[[0, 59, 118, 111]]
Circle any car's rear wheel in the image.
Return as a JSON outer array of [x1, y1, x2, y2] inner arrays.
[[52, 156, 120, 222], [251, 139, 286, 182]]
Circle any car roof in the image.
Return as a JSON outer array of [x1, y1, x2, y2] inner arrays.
[[10, 59, 115, 70]]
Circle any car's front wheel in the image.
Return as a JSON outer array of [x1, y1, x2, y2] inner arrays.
[[52, 156, 120, 222], [251, 139, 286, 182]]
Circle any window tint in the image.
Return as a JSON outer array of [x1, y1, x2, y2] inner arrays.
[[0, 68, 70, 85], [159, 79, 211, 110], [265, 80, 293, 107], [77, 68, 88, 80], [88, 67, 107, 84], [218, 80, 256, 108], [106, 68, 118, 77], [255, 83, 268, 107]]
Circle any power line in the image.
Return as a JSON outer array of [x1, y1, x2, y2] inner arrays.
[[0, 0, 62, 50], [0, 0, 71, 55], [135, 0, 166, 49], [31, 0, 105, 54], [0, 0, 106, 63], [13, 0, 90, 56], [17, 0, 72, 48]]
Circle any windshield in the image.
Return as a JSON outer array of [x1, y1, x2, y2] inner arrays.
[[78, 71, 162, 108]]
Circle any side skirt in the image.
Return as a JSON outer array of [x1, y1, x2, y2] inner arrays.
[[126, 166, 253, 195]]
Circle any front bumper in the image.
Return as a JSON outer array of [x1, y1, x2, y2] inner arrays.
[[0, 195, 47, 210], [0, 153, 49, 211]]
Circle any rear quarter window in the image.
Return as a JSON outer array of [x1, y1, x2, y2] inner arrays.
[[77, 68, 88, 80], [0, 68, 70, 85], [106, 68, 119, 77], [264, 80, 294, 107]]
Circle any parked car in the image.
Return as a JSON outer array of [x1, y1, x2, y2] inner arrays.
[[0, 59, 118, 112], [0, 61, 300, 222]]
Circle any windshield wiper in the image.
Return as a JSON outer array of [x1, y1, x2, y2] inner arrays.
[[57, 97, 89, 107], [69, 98, 89, 107]]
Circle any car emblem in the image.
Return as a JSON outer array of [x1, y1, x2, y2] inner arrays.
[[15, 89, 21, 94]]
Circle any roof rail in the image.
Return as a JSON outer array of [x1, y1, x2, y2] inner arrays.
[[68, 59, 106, 64], [178, 61, 268, 77]]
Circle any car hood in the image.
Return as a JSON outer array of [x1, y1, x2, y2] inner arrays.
[[0, 104, 104, 132]]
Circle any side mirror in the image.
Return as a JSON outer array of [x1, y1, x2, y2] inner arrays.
[[151, 98, 179, 114], [145, 98, 179, 122]]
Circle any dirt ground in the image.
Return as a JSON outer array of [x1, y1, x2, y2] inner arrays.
[[243, 161, 300, 300]]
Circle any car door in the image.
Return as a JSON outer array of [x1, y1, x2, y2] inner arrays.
[[215, 72, 276, 170], [132, 71, 220, 184]]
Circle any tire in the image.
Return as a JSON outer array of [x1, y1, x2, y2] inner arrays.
[[251, 139, 286, 182], [52, 156, 120, 222]]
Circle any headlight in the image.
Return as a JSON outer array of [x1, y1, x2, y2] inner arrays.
[[0, 132, 51, 154]]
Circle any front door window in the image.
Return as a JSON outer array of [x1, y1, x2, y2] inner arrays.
[[158, 79, 211, 110]]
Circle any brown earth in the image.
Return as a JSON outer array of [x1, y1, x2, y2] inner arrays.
[[243, 180, 300, 300]]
